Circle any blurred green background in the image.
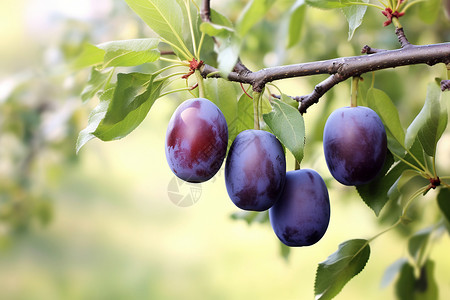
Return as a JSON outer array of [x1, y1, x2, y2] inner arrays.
[[0, 0, 449, 299]]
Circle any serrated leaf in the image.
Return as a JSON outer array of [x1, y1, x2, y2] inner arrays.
[[437, 188, 450, 223], [97, 38, 160, 68], [279, 93, 298, 109], [315, 239, 370, 300], [405, 82, 447, 157], [124, 0, 191, 59], [263, 98, 305, 163], [76, 88, 114, 153], [93, 72, 168, 141], [81, 68, 112, 102], [356, 151, 407, 216], [366, 88, 406, 157], [236, 0, 276, 37], [233, 93, 254, 135], [408, 227, 433, 268], [287, 0, 307, 48], [71, 42, 105, 69], [341, 0, 368, 40], [204, 78, 238, 143], [305, 0, 352, 9]]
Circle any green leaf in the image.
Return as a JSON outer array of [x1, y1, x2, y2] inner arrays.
[[71, 42, 105, 69], [76, 88, 114, 153], [124, 0, 191, 59], [416, 260, 438, 300], [234, 93, 254, 135], [287, 0, 307, 48], [395, 261, 415, 300], [315, 239, 370, 300], [305, 0, 351, 9], [356, 151, 408, 216], [236, 0, 276, 37], [97, 38, 160, 68], [381, 258, 408, 288], [263, 98, 305, 163], [418, 0, 441, 24], [94, 72, 168, 141], [405, 82, 447, 157], [280, 241, 291, 261], [200, 22, 241, 73], [396, 260, 439, 300], [81, 68, 113, 102], [408, 227, 433, 268], [279, 93, 298, 109], [204, 78, 238, 143], [366, 88, 406, 157], [230, 210, 269, 224], [341, 0, 368, 40], [437, 188, 450, 223]]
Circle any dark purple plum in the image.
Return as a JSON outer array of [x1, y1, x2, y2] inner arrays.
[[225, 130, 286, 211], [269, 169, 330, 247], [165, 98, 228, 183], [323, 106, 387, 186]]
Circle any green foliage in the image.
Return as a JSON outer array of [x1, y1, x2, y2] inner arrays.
[[263, 98, 306, 163], [236, 0, 276, 37], [315, 239, 370, 300], [286, 0, 307, 48], [405, 82, 447, 157], [437, 188, 450, 223], [366, 87, 406, 157], [124, 0, 192, 59], [341, 0, 368, 40]]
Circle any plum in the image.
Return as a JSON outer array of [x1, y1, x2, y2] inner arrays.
[[269, 169, 330, 247], [225, 130, 286, 211], [165, 98, 228, 183], [323, 106, 387, 186]]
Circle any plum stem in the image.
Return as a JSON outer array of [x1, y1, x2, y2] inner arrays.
[[195, 70, 206, 98], [253, 92, 261, 130], [351, 76, 360, 107]]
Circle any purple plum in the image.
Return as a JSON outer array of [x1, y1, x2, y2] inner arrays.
[[269, 169, 330, 247], [323, 106, 387, 186], [165, 98, 228, 183], [225, 130, 286, 211]]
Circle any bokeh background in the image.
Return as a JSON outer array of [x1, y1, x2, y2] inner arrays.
[[0, 0, 449, 299]]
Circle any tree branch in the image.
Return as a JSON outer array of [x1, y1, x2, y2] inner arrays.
[[200, 0, 211, 22], [200, 42, 450, 112]]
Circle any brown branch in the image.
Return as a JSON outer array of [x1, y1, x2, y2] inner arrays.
[[361, 45, 387, 54], [200, 0, 211, 22], [201, 42, 450, 112], [299, 74, 347, 114], [442, 80, 450, 91], [395, 27, 411, 48]]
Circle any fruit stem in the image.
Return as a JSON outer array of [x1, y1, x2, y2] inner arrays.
[[392, 17, 402, 29], [350, 76, 359, 107], [195, 70, 206, 98], [294, 160, 300, 170], [253, 92, 261, 130]]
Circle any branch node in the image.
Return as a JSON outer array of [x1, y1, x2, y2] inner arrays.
[[361, 45, 387, 54], [441, 80, 450, 91], [395, 27, 412, 48]]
